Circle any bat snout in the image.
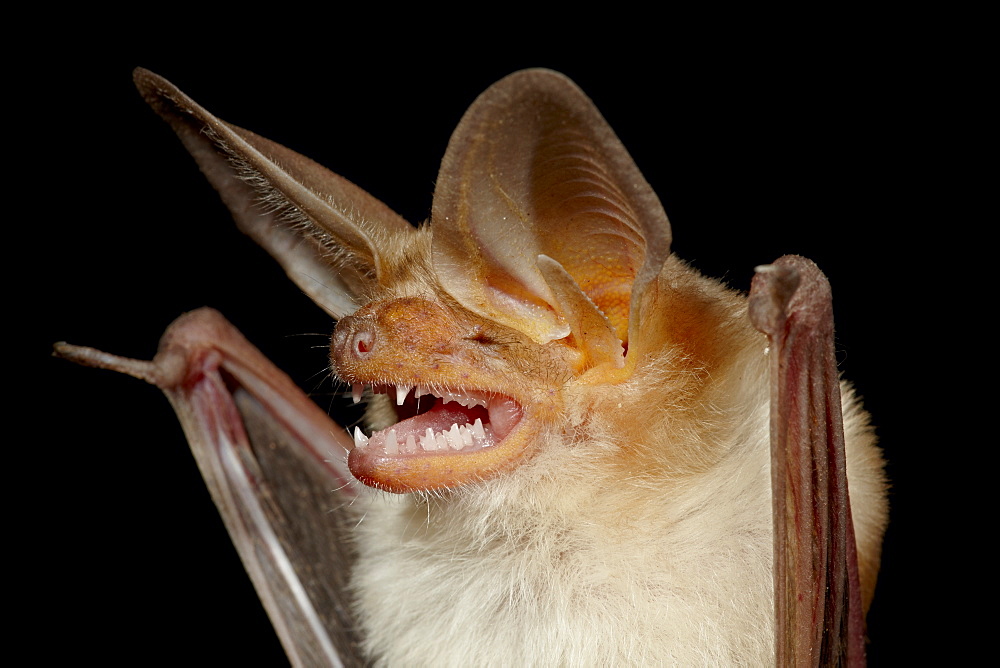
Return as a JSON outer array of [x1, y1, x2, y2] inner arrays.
[[331, 297, 462, 378]]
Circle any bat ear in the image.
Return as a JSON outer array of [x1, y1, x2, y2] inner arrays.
[[431, 69, 671, 363], [134, 68, 417, 319]]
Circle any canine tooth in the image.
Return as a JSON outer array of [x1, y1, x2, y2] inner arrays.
[[353, 427, 368, 448], [405, 434, 417, 454], [352, 384, 363, 404], [386, 429, 399, 455], [396, 385, 411, 406], [472, 418, 486, 440]]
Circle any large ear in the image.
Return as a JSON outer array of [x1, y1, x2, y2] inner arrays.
[[431, 69, 671, 359], [134, 68, 416, 319]]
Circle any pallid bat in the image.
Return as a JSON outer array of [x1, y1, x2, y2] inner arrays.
[[57, 68, 887, 665]]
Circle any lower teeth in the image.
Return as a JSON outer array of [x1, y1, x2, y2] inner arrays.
[[358, 417, 489, 454]]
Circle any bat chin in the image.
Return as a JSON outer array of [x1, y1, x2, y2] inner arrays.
[[347, 384, 527, 493]]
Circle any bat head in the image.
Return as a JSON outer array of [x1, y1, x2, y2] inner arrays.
[[326, 70, 677, 492], [134, 68, 677, 494]]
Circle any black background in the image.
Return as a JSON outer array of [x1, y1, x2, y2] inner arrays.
[[30, 21, 945, 665]]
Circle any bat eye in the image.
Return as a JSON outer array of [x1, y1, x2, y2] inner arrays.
[[466, 325, 495, 345]]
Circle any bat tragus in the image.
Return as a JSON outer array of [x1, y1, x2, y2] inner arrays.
[[56, 69, 887, 666]]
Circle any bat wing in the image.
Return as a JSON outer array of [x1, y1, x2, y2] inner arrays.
[[56, 309, 367, 667], [750, 256, 866, 666]]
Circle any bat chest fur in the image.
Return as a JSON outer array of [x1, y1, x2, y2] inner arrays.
[[349, 444, 777, 667]]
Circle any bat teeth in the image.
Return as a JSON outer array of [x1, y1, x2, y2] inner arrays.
[[448, 424, 463, 450], [375, 417, 494, 456], [364, 383, 489, 410], [419, 421, 487, 452], [430, 387, 488, 409], [421, 428, 436, 451], [353, 426, 369, 449]]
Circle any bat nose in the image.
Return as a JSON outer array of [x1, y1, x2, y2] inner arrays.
[[332, 314, 377, 362], [350, 330, 376, 358]]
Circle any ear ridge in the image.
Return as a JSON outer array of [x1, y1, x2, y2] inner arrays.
[[431, 68, 671, 346], [134, 68, 414, 316]]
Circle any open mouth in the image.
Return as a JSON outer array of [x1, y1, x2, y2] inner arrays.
[[350, 384, 523, 457]]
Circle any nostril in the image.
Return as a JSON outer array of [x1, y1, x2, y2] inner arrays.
[[331, 314, 379, 364], [352, 331, 375, 358]]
